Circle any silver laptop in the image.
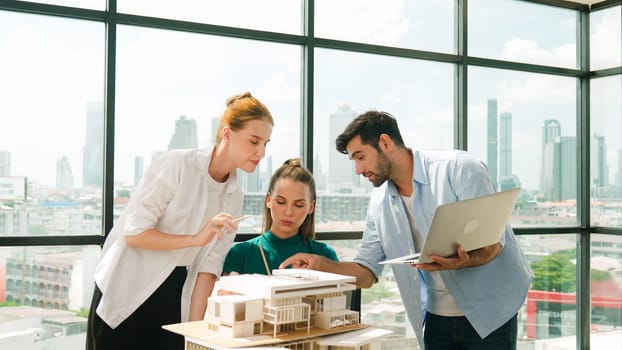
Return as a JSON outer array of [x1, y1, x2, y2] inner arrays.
[[380, 188, 521, 265]]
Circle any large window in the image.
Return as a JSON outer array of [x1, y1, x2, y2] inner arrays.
[[590, 75, 622, 228], [0, 11, 105, 236], [315, 0, 455, 53], [517, 234, 578, 345], [469, 0, 578, 69], [0, 1, 620, 350], [590, 234, 622, 348], [313, 49, 454, 232], [590, 6, 622, 70], [118, 0, 302, 35], [468, 68, 578, 226], [0, 246, 99, 347]]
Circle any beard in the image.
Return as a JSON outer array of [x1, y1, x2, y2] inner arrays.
[[367, 151, 391, 187]]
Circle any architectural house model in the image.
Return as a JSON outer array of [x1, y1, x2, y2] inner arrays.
[[208, 269, 359, 338], [163, 269, 392, 350]]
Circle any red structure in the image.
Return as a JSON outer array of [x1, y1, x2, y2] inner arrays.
[[0, 266, 5, 302], [525, 288, 622, 339]]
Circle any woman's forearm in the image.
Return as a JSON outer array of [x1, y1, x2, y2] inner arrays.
[[125, 229, 196, 250], [189, 273, 217, 321]]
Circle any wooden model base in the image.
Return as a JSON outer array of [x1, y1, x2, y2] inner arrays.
[[163, 320, 367, 348]]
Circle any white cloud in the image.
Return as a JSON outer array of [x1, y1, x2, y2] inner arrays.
[[379, 85, 411, 104], [502, 38, 576, 68], [118, 0, 300, 34], [315, 0, 411, 46], [591, 9, 622, 68], [498, 74, 574, 107]]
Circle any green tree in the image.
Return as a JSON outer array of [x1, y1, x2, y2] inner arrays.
[[362, 280, 396, 304], [76, 307, 89, 318], [531, 250, 576, 292]]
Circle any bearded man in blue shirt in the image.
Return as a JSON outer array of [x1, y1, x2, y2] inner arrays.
[[281, 110, 533, 349]]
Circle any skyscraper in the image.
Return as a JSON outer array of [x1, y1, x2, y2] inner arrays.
[[542, 140, 559, 200], [82, 101, 103, 188], [0, 150, 10, 176], [56, 156, 74, 190], [328, 103, 357, 192], [499, 112, 512, 181], [168, 115, 198, 150], [540, 119, 561, 195], [543, 135, 577, 201], [487, 99, 498, 187], [591, 134, 608, 187], [134, 156, 144, 186], [559, 136, 577, 200], [314, 156, 327, 191]]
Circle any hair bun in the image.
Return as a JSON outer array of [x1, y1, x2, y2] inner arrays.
[[284, 158, 302, 167]]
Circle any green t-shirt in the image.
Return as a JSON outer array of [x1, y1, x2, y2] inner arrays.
[[223, 231, 338, 275]]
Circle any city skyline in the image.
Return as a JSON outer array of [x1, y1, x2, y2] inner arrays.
[[1, 99, 620, 199]]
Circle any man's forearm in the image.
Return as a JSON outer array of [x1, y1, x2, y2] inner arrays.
[[279, 253, 377, 288], [467, 242, 503, 267], [324, 260, 377, 288]]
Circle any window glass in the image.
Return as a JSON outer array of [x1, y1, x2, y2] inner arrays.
[[516, 234, 578, 347], [469, 0, 577, 69], [118, 0, 302, 35], [115, 25, 301, 233], [590, 6, 622, 70], [590, 75, 622, 228], [468, 67, 577, 226], [315, 0, 455, 53], [0, 11, 105, 236], [313, 48, 454, 232], [325, 238, 418, 347], [590, 234, 622, 348], [0, 246, 100, 349], [14, 0, 104, 10]]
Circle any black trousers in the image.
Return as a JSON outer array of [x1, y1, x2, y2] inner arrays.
[[86, 266, 187, 350]]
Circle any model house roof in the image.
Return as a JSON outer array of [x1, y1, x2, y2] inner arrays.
[[218, 269, 356, 299]]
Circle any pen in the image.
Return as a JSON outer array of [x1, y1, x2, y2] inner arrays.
[[232, 215, 249, 223]]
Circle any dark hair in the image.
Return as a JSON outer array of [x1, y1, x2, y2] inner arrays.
[[263, 158, 316, 240], [215, 92, 274, 144], [335, 110, 405, 154]]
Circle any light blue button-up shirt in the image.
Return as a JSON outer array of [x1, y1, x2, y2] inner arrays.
[[353, 149, 533, 348]]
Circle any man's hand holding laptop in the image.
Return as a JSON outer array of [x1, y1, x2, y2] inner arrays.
[[413, 242, 503, 272]]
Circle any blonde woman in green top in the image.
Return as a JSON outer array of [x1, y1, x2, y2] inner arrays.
[[223, 158, 338, 275]]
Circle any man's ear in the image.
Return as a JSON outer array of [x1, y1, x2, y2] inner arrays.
[[378, 133, 392, 151]]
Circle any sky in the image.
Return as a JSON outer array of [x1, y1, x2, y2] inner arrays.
[[0, 0, 620, 193]]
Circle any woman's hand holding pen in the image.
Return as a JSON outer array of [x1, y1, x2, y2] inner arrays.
[[193, 212, 238, 247]]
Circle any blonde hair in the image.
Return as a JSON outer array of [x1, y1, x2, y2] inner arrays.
[[215, 92, 274, 144], [263, 158, 316, 240]]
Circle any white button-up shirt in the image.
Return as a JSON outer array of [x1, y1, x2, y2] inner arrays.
[[94, 147, 243, 329]]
